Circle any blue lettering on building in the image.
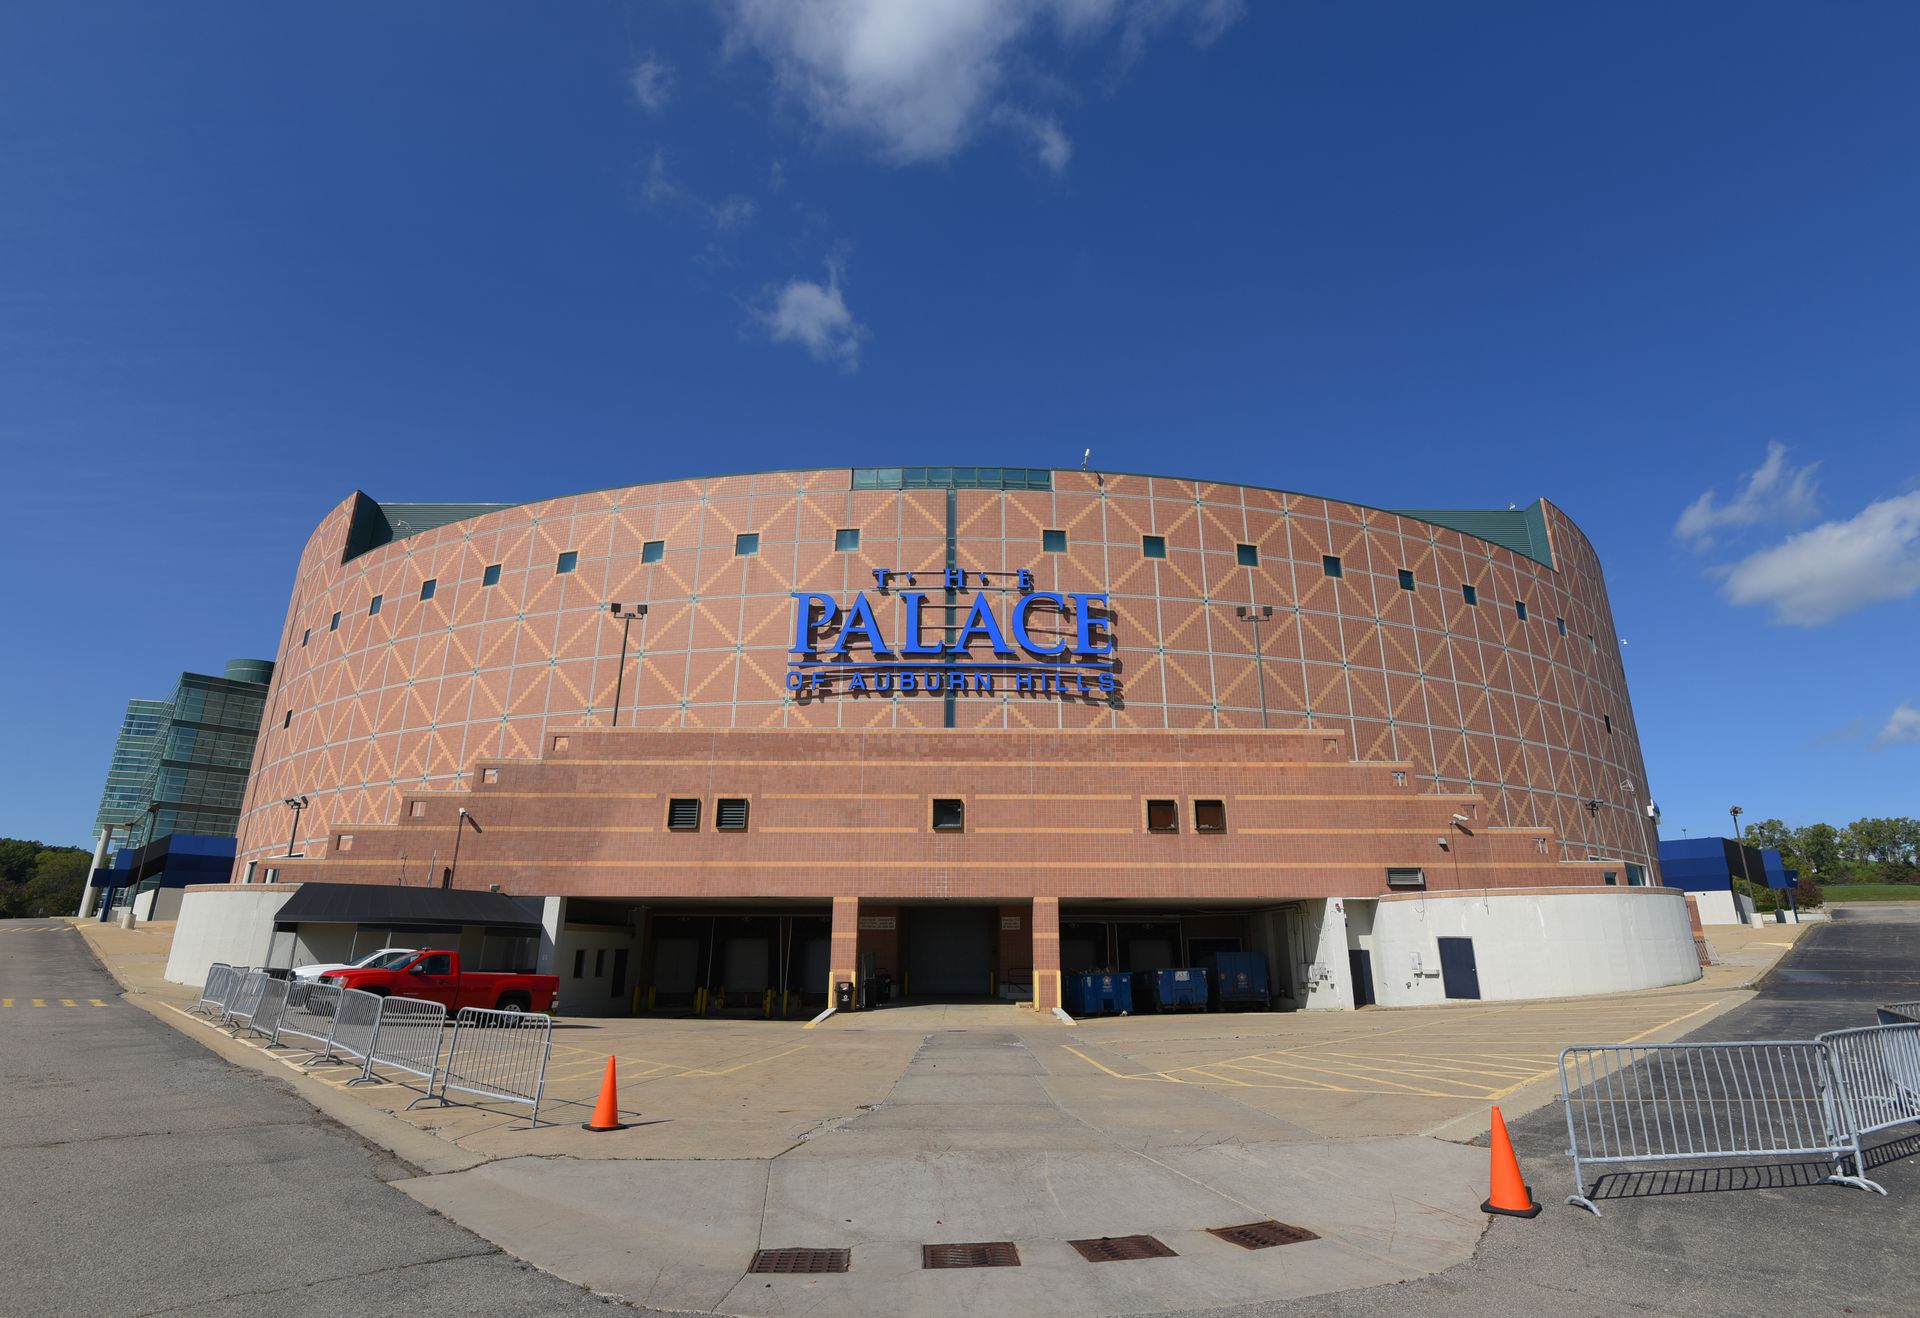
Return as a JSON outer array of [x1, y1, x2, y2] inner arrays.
[[787, 568, 1118, 700]]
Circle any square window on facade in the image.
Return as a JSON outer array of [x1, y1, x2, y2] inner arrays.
[[1386, 867, 1426, 888], [932, 798, 965, 831], [1397, 569, 1415, 591], [1556, 616, 1566, 636], [595, 949, 606, 976], [1194, 799, 1227, 833], [834, 528, 860, 552], [1603, 871, 1618, 886], [1236, 543, 1259, 567], [1515, 600, 1528, 621], [735, 532, 759, 556], [369, 594, 383, 616], [572, 949, 586, 978], [1462, 583, 1477, 606], [282, 709, 292, 729], [641, 540, 664, 563], [1604, 714, 1613, 734], [1043, 529, 1067, 553], [1323, 555, 1343, 578], [1146, 799, 1179, 833], [483, 564, 502, 586], [482, 768, 498, 784], [716, 798, 750, 830], [556, 550, 578, 574], [410, 800, 425, 818], [301, 628, 310, 647], [667, 798, 702, 831], [1142, 534, 1167, 559], [420, 578, 437, 601], [329, 611, 341, 631]]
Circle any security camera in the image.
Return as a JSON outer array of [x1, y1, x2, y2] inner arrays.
[[458, 807, 468, 817], [1450, 813, 1470, 824], [1436, 837, 1450, 850]]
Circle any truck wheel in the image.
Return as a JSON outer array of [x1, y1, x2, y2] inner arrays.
[[496, 994, 529, 1015]]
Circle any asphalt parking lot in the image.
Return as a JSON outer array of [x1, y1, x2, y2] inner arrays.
[[1191, 905, 1920, 1317], [0, 918, 624, 1317]]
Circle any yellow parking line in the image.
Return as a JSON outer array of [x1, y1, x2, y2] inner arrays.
[[1216, 1061, 1352, 1091], [683, 1044, 807, 1076], [1233, 1053, 1461, 1096], [90, 999, 107, 1007], [1361, 1053, 1550, 1080], [1060, 1045, 1182, 1083], [1310, 1053, 1522, 1090], [60, 999, 77, 1007], [0, 999, 10, 1008], [1622, 999, 1724, 1045], [32, 999, 46, 1007]]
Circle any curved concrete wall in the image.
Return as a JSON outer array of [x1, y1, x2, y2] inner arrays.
[[234, 470, 1655, 880], [1366, 887, 1701, 1006]]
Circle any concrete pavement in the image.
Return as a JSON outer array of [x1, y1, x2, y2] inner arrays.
[[1183, 905, 1920, 1316]]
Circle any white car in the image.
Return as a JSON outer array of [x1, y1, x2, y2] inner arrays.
[[291, 948, 418, 981]]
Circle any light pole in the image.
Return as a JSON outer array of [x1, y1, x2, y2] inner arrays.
[[1235, 604, 1275, 729], [1730, 805, 1758, 910], [606, 603, 649, 727], [444, 807, 480, 889], [283, 795, 309, 857]]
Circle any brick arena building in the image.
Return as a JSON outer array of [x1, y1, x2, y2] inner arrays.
[[194, 467, 1699, 1011]]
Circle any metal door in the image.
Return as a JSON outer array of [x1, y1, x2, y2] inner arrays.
[[1437, 937, 1480, 1000], [906, 907, 993, 996]]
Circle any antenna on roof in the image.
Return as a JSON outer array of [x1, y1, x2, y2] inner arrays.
[[1080, 448, 1092, 472]]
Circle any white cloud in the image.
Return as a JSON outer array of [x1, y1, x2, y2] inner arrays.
[[630, 54, 675, 111], [1719, 490, 1920, 626], [720, 0, 1240, 166], [758, 264, 867, 369], [1878, 703, 1920, 748], [997, 108, 1072, 172], [1674, 441, 1821, 548], [641, 149, 755, 232]]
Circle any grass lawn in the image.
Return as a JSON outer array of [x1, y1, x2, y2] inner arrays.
[[1820, 884, 1920, 903]]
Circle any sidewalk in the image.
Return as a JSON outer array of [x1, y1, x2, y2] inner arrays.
[[71, 917, 1812, 1316]]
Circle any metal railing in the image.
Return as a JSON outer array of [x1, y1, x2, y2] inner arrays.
[[1820, 1023, 1920, 1149], [350, 996, 448, 1089], [1877, 1002, 1920, 1026], [192, 964, 237, 1017], [1558, 1040, 1878, 1215], [409, 1007, 553, 1128], [272, 980, 343, 1051], [222, 971, 272, 1030], [239, 976, 291, 1041], [307, 989, 382, 1069]]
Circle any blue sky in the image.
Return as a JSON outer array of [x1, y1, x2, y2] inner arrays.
[[3, 2, 1916, 849]]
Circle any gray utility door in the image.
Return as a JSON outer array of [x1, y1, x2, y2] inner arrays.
[[1437, 937, 1481, 1000], [906, 906, 994, 996]]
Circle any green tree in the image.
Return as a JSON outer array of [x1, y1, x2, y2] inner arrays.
[[1796, 822, 1847, 882], [20, 849, 88, 918]]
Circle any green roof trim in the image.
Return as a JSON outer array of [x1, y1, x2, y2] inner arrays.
[[342, 494, 513, 563], [1392, 502, 1555, 569]]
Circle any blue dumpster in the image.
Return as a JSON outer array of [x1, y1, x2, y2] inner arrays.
[[1149, 968, 1208, 1012], [1209, 952, 1270, 1010], [1067, 971, 1134, 1015]]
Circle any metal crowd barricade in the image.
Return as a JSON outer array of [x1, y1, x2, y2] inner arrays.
[[307, 988, 382, 1069], [1877, 1002, 1920, 1026], [238, 975, 291, 1040], [409, 1007, 553, 1128], [1820, 1023, 1920, 1160], [192, 963, 236, 1017], [273, 980, 343, 1051], [349, 996, 448, 1089], [1558, 1040, 1877, 1215], [222, 971, 271, 1030]]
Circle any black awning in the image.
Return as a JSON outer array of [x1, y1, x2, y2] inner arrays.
[[273, 883, 542, 932]]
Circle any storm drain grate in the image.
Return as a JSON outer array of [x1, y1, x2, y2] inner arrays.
[[748, 1248, 851, 1274], [1069, 1234, 1178, 1263], [922, 1241, 1021, 1269], [1207, 1220, 1320, 1250]]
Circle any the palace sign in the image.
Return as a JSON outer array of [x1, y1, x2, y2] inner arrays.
[[787, 568, 1116, 697]]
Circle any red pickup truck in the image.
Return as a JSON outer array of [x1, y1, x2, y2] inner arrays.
[[322, 950, 558, 1015]]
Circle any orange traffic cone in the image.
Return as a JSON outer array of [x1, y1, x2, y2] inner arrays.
[[1481, 1105, 1541, 1217], [582, 1057, 628, 1132]]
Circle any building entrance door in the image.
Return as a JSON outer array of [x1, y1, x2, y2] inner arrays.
[[905, 906, 994, 997], [1437, 937, 1481, 1000]]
